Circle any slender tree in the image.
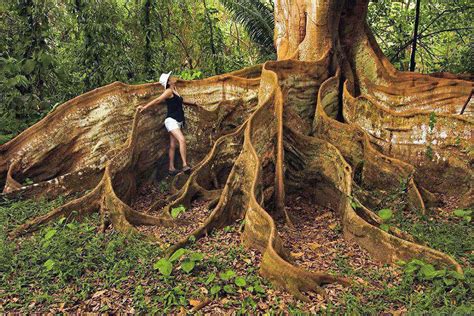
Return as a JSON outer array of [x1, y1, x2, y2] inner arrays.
[[409, 0, 421, 71], [143, 0, 154, 79], [17, 0, 50, 101], [155, 3, 168, 72]]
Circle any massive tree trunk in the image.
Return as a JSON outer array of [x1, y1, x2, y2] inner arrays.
[[1, 0, 472, 300]]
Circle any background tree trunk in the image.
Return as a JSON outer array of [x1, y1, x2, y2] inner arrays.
[[409, 0, 421, 71], [143, 0, 154, 79], [1, 0, 472, 300]]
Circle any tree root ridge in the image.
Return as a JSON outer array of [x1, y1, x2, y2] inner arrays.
[[4, 72, 261, 238], [313, 74, 426, 213], [342, 82, 473, 202], [3, 3, 472, 301]]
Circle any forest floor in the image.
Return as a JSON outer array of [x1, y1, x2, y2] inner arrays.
[[0, 178, 472, 314]]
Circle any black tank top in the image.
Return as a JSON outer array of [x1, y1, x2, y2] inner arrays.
[[165, 92, 185, 123]]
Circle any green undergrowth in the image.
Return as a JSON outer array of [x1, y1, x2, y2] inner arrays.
[[1, 197, 472, 314], [287, 202, 473, 314], [394, 208, 473, 266], [325, 264, 473, 315], [0, 198, 160, 312], [325, 207, 473, 315], [0, 197, 274, 313]]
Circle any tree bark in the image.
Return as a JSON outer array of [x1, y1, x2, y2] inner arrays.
[[1, 0, 472, 300], [409, 0, 421, 71]]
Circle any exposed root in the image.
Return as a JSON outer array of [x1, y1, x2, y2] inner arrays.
[[313, 74, 427, 213], [290, 122, 462, 273], [3, 24, 470, 302], [3, 165, 103, 200], [343, 83, 473, 202]]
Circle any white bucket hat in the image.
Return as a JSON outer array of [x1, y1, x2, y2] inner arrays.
[[159, 71, 172, 88]]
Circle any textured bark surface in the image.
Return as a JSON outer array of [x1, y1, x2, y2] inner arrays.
[[1, 0, 472, 300]]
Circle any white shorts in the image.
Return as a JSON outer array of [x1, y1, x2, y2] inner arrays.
[[164, 117, 183, 132]]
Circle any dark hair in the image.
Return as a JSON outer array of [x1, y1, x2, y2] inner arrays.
[[165, 76, 173, 89]]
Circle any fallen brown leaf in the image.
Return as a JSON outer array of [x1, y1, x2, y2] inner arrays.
[[92, 289, 107, 299], [308, 242, 321, 250], [189, 299, 201, 307], [291, 251, 304, 258]]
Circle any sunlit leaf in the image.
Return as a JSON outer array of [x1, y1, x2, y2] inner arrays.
[[378, 209, 393, 221], [235, 277, 246, 287], [169, 248, 186, 262], [181, 260, 195, 273], [153, 258, 172, 276]]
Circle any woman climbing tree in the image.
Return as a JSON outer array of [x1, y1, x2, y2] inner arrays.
[[138, 72, 191, 176]]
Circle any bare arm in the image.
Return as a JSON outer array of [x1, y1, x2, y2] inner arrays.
[[138, 89, 173, 112]]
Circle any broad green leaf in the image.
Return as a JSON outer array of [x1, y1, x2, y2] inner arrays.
[[181, 260, 195, 273], [6, 75, 28, 88], [443, 278, 456, 286], [54, 68, 67, 81], [254, 283, 265, 294], [350, 200, 360, 209], [205, 273, 216, 285], [171, 205, 186, 218], [453, 209, 472, 217], [235, 277, 246, 287], [170, 208, 181, 218], [169, 248, 186, 262], [189, 252, 204, 261], [219, 270, 236, 281], [39, 53, 54, 67], [223, 284, 234, 293], [44, 229, 57, 240], [210, 285, 221, 295], [66, 223, 76, 229], [420, 264, 437, 280], [405, 263, 419, 274], [378, 209, 393, 221], [410, 259, 426, 266], [153, 258, 172, 276], [43, 259, 55, 271]]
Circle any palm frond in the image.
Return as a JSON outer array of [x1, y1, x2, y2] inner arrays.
[[218, 0, 275, 54]]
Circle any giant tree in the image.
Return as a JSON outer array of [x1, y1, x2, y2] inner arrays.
[[1, 0, 472, 300]]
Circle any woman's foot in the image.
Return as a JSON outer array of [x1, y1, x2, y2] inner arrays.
[[182, 165, 191, 174], [168, 169, 179, 176]]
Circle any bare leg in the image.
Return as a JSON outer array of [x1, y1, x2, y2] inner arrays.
[[170, 128, 188, 167], [169, 133, 177, 171]]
